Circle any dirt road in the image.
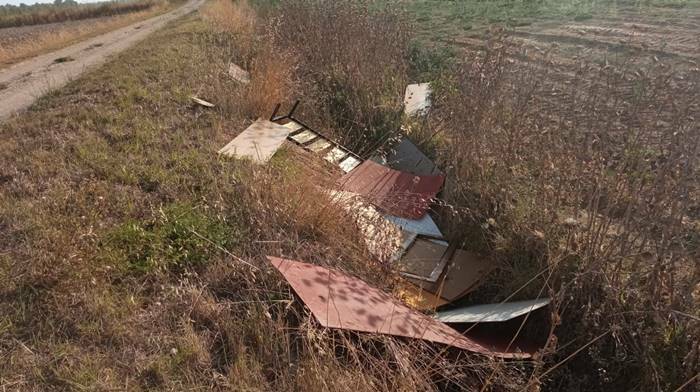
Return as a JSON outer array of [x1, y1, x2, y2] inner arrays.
[[0, 0, 203, 120]]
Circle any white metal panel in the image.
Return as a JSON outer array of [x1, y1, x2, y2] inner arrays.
[[435, 298, 551, 323], [384, 213, 443, 239]]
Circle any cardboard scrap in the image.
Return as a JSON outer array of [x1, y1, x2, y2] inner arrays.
[[218, 119, 290, 163], [268, 256, 528, 358]]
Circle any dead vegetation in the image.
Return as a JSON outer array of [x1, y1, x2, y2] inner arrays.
[[0, 0, 697, 390], [0, 0, 170, 28]]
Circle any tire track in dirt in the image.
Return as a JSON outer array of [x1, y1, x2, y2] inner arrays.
[[0, 0, 203, 120]]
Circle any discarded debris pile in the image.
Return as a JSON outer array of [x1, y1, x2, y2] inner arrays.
[[213, 82, 550, 358]]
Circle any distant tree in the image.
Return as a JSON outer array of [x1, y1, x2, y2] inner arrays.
[[53, 0, 63, 5]]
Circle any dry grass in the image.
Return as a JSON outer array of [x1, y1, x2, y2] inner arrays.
[[0, 12, 507, 390], [0, 0, 696, 390], [0, 0, 166, 28], [0, 4, 172, 67]]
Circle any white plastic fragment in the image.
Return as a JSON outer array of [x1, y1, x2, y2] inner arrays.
[[403, 83, 431, 116]]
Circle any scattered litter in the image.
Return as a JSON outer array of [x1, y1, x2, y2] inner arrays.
[[435, 298, 551, 323], [407, 249, 494, 302], [338, 156, 362, 173], [228, 63, 251, 84], [290, 129, 319, 144], [397, 237, 450, 282], [268, 256, 527, 358], [338, 159, 445, 219], [384, 212, 443, 239], [307, 138, 333, 153], [218, 119, 290, 163], [325, 147, 348, 164], [404, 83, 431, 116], [191, 96, 215, 108], [375, 135, 442, 176]]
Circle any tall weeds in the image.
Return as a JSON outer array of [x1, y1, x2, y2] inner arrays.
[[429, 35, 699, 390]]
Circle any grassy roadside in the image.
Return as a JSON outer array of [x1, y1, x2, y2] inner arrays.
[[0, 11, 471, 390], [0, 1, 183, 68]]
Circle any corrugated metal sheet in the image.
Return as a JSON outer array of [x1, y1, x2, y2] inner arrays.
[[338, 160, 445, 219], [269, 256, 528, 358], [404, 83, 431, 116], [435, 298, 551, 323], [218, 119, 290, 163]]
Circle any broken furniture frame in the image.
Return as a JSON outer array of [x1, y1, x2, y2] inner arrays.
[[270, 101, 364, 168]]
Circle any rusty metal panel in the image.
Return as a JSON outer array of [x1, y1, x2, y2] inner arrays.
[[435, 298, 551, 323], [398, 238, 450, 282], [268, 256, 527, 358], [404, 83, 431, 116], [218, 119, 290, 163], [338, 160, 445, 219]]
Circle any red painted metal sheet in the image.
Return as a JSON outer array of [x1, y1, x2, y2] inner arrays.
[[268, 256, 528, 359], [337, 160, 445, 219]]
